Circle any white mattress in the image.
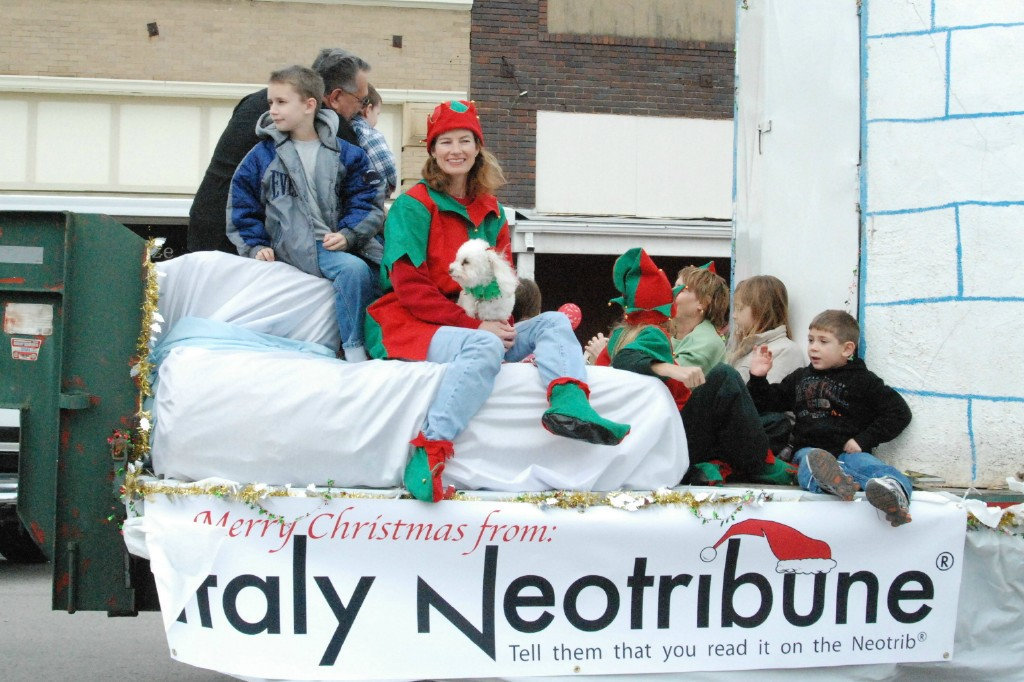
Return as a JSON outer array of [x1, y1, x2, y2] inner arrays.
[[150, 350, 688, 491], [149, 251, 689, 492]]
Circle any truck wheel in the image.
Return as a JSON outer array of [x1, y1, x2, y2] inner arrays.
[[0, 510, 46, 563]]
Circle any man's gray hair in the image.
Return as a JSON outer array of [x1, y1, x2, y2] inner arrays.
[[311, 48, 371, 95]]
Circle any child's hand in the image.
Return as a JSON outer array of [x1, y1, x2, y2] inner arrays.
[[584, 333, 608, 364], [323, 232, 349, 251], [749, 344, 773, 377], [255, 247, 275, 262], [653, 363, 705, 389], [843, 439, 862, 453], [479, 320, 516, 350], [673, 365, 705, 388]]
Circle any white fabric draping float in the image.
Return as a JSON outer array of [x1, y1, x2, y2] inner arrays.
[[156, 250, 341, 350], [149, 252, 689, 491]]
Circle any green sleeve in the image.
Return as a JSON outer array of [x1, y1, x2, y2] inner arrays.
[[381, 191, 432, 274], [609, 326, 674, 370]]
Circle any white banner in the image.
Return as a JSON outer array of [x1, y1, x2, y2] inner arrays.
[[140, 494, 966, 679]]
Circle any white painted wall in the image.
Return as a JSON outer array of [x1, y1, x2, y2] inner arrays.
[[735, 1, 1021, 486], [535, 111, 733, 220], [861, 0, 1024, 487], [732, 1, 861, 358]]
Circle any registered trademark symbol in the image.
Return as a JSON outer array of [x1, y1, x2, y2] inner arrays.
[[918, 632, 927, 642], [935, 552, 954, 570]]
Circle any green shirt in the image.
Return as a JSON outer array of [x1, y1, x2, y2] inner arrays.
[[671, 319, 726, 374]]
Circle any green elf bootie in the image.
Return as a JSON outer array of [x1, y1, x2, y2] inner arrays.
[[541, 378, 630, 446], [404, 432, 456, 502], [751, 451, 799, 486], [682, 461, 730, 486]]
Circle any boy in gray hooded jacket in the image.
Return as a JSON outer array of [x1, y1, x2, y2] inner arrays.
[[228, 65, 384, 361]]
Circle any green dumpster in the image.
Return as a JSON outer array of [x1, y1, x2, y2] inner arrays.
[[0, 211, 154, 614]]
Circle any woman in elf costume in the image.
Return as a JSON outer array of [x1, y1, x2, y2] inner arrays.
[[595, 248, 795, 486], [364, 100, 629, 502]]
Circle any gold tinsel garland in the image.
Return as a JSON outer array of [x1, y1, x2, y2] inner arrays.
[[130, 240, 161, 460], [121, 466, 1024, 537], [122, 470, 775, 528]]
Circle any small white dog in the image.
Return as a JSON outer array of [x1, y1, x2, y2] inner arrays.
[[448, 238, 518, 321]]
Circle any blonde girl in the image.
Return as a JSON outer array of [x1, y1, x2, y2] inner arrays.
[[727, 275, 807, 383]]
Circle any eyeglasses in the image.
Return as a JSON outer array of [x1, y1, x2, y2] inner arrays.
[[341, 89, 372, 108]]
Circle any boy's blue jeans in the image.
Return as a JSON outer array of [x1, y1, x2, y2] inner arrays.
[[793, 447, 913, 497], [422, 311, 585, 442], [316, 242, 380, 350]]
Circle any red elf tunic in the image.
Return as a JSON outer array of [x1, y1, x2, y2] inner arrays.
[[365, 181, 512, 360]]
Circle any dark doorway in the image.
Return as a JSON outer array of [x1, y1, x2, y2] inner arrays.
[[529, 253, 731, 347]]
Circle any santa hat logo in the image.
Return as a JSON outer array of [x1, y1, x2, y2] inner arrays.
[[700, 519, 837, 575]]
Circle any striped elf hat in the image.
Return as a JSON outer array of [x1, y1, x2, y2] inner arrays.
[[609, 248, 674, 325]]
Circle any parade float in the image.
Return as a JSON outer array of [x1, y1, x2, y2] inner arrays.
[[4, 0, 1024, 679], [109, 248, 1019, 681]]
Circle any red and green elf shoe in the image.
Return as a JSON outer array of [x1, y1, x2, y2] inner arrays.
[[405, 432, 456, 502], [682, 460, 732, 486], [751, 451, 799, 486], [541, 378, 630, 446]]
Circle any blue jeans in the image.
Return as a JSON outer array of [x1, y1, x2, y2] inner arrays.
[[316, 243, 380, 350], [423, 311, 585, 441], [794, 447, 913, 497]]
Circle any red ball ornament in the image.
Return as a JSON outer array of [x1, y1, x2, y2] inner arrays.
[[558, 303, 582, 330]]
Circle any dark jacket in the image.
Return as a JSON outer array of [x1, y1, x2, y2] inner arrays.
[[747, 358, 912, 454], [187, 88, 358, 253]]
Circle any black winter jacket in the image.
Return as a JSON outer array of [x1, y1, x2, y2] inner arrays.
[[747, 358, 911, 454]]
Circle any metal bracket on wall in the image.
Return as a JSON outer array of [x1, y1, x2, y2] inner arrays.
[[758, 119, 773, 154]]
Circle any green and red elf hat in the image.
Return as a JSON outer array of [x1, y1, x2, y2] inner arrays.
[[425, 100, 485, 149], [672, 260, 717, 296], [610, 248, 675, 325]]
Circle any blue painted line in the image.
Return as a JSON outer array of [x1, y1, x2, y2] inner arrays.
[[729, 0, 740, 302], [866, 199, 1024, 217], [867, 28, 940, 39], [859, 0, 870, 354], [896, 387, 1024, 404], [867, 109, 1024, 124], [866, 295, 1024, 307], [944, 31, 951, 117], [954, 205, 963, 296], [731, 0, 741, 206], [967, 398, 977, 480], [930, 0, 935, 30], [867, 20, 1024, 38], [936, 20, 1024, 32]]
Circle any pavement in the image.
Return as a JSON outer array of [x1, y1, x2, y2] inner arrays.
[[0, 558, 227, 681]]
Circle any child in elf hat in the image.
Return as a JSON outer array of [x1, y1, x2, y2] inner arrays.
[[595, 248, 794, 486], [747, 309, 914, 526], [364, 100, 630, 503]]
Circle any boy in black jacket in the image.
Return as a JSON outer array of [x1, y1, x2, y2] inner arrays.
[[747, 310, 913, 526]]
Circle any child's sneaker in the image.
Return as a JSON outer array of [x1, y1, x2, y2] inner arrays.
[[865, 477, 912, 527], [806, 449, 859, 501]]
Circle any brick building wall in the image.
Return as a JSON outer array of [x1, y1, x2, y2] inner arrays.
[[0, 0, 468, 90], [469, 0, 734, 208]]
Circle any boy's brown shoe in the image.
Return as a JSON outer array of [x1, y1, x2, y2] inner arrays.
[[806, 449, 860, 501]]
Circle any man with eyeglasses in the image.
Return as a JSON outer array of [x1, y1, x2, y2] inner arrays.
[[188, 49, 372, 253]]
